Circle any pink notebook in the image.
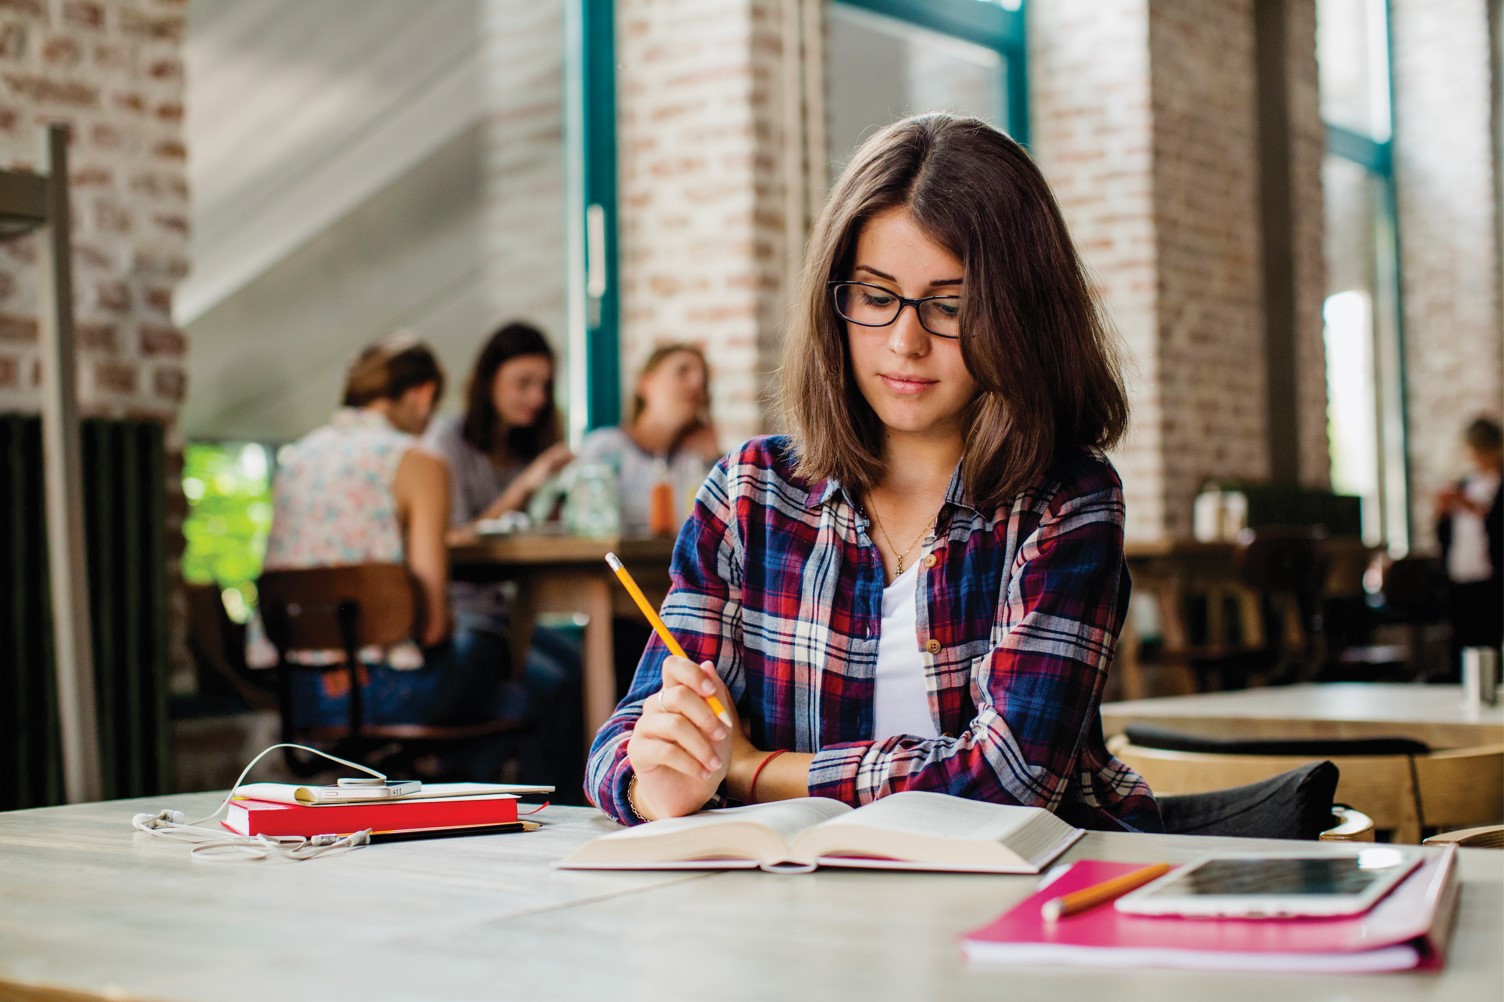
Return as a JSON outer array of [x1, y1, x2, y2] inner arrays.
[[961, 848, 1459, 973]]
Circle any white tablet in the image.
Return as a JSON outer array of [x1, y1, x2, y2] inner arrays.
[[1114, 848, 1424, 919]]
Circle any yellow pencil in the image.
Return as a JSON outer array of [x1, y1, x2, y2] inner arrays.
[[1041, 862, 1172, 921], [605, 552, 733, 728]]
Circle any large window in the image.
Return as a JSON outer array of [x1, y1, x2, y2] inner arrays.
[[825, 0, 1027, 180], [1317, 0, 1406, 550]]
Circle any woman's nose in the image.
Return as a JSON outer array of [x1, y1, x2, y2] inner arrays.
[[886, 304, 930, 355]]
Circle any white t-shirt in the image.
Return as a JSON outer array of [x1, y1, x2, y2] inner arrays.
[[872, 562, 939, 740], [1448, 471, 1501, 583]]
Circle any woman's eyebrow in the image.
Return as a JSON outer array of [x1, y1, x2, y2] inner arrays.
[[852, 264, 963, 287]]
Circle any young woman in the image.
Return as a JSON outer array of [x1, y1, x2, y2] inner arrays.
[[585, 114, 1161, 832], [577, 343, 721, 533], [259, 334, 512, 739], [422, 321, 583, 797]]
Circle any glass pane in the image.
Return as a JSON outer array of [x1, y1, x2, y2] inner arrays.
[[181, 442, 274, 622], [825, 3, 1006, 181], [1322, 155, 1406, 548], [1316, 0, 1391, 140]]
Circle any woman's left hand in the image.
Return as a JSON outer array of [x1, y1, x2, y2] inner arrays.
[[680, 424, 723, 465]]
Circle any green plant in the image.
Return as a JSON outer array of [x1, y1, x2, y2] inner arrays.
[[181, 442, 273, 623]]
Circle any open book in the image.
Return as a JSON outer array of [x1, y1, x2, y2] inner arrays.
[[560, 791, 1084, 874]]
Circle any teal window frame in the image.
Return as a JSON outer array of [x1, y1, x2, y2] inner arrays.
[[831, 0, 1030, 145], [569, 0, 621, 436]]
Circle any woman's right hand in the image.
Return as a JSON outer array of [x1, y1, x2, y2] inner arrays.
[[626, 656, 734, 819], [518, 442, 575, 496]]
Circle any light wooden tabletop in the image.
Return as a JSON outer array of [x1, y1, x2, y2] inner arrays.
[[2, 793, 1501, 1001], [1101, 683, 1504, 748]]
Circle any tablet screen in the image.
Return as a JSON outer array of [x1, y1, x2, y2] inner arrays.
[[1119, 849, 1422, 917], [1165, 856, 1397, 896]]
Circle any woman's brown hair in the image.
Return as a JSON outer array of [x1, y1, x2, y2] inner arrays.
[[780, 113, 1128, 512], [630, 343, 713, 447], [460, 321, 562, 460], [342, 331, 444, 407]]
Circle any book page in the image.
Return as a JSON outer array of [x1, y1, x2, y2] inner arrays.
[[812, 790, 1036, 841], [558, 798, 851, 868], [790, 791, 1081, 873]]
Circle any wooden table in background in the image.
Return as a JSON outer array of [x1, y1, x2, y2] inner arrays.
[[450, 532, 677, 737], [3, 793, 1500, 1001], [1101, 682, 1504, 749]]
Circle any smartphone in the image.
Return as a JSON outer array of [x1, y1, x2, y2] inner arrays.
[[1114, 848, 1423, 919], [307, 779, 422, 802]]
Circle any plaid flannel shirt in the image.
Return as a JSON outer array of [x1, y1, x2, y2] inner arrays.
[[586, 435, 1162, 833]]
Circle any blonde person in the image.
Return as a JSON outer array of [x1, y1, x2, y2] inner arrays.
[[576, 344, 722, 533], [422, 322, 583, 798], [259, 335, 517, 763], [586, 114, 1160, 831]]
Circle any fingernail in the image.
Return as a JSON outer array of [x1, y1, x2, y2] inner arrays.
[[700, 680, 715, 695], [708, 756, 722, 770], [701, 769, 713, 780], [714, 728, 727, 741]]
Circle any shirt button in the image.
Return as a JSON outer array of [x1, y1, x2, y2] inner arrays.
[[924, 638, 941, 654], [922, 553, 938, 569]]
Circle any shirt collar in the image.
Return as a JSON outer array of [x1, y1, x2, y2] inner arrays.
[[330, 406, 400, 434]]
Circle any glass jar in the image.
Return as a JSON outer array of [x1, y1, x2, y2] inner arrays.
[[565, 461, 621, 538]]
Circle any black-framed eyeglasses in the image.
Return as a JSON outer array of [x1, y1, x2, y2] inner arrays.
[[828, 281, 961, 339]]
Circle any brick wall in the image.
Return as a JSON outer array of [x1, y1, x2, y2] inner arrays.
[[1034, 0, 1326, 542], [1391, 0, 1504, 550], [615, 0, 812, 444], [0, 0, 189, 674], [1286, 0, 1332, 489], [0, 0, 187, 420], [1029, 0, 1164, 542], [1148, 0, 1269, 539]]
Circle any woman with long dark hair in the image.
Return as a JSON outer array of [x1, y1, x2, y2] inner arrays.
[[586, 114, 1159, 831]]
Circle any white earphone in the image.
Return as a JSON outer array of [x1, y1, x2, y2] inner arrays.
[[128, 743, 385, 862]]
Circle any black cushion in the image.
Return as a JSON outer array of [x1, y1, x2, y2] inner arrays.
[[1159, 760, 1340, 840], [1125, 724, 1430, 758]]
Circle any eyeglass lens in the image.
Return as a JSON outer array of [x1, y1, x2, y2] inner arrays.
[[832, 283, 960, 338]]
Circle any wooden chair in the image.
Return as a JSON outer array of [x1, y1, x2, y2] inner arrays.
[[1186, 528, 1331, 689], [184, 583, 276, 713], [257, 564, 524, 777], [1423, 824, 1504, 848]]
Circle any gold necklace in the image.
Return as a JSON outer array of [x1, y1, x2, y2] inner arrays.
[[868, 506, 935, 577]]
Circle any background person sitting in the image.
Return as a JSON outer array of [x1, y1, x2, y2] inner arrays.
[[576, 343, 723, 534], [255, 333, 517, 774], [1435, 415, 1504, 677], [422, 321, 584, 798]]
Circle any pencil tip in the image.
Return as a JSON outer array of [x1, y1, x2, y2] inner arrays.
[[604, 552, 622, 570], [1042, 901, 1062, 923]]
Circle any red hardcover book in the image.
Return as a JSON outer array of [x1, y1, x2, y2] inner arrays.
[[223, 795, 520, 837]]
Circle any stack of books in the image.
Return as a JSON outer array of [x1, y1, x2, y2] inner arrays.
[[223, 782, 552, 840], [961, 849, 1460, 973]]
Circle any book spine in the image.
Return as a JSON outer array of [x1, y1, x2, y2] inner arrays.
[[231, 798, 519, 836]]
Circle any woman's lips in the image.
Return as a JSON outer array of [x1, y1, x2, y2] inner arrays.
[[880, 374, 937, 395]]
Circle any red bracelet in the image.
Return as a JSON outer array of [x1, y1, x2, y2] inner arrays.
[[747, 749, 787, 804]]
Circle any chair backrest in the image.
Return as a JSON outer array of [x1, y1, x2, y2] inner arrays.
[[258, 564, 417, 655], [1110, 734, 1423, 842], [1423, 824, 1504, 848], [1379, 556, 1448, 619], [1411, 744, 1504, 834]]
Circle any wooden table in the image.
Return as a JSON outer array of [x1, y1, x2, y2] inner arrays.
[[449, 532, 677, 736], [2, 794, 1500, 1001], [1102, 683, 1504, 749]]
